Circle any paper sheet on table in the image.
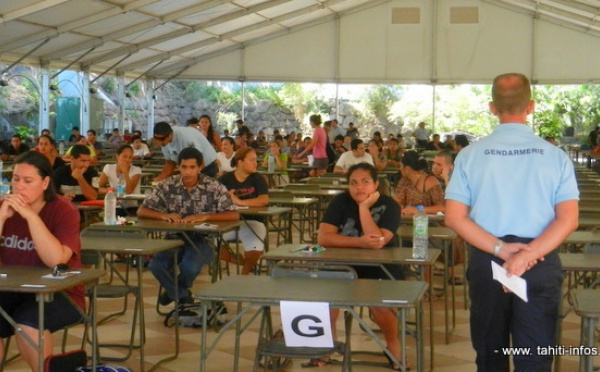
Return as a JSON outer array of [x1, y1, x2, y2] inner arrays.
[[491, 261, 528, 302]]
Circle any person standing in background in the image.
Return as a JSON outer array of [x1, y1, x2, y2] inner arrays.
[[412, 122, 431, 148]]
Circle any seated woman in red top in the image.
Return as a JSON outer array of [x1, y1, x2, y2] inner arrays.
[[0, 151, 83, 369]]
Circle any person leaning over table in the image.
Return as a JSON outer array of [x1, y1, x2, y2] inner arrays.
[[53, 144, 99, 202], [311, 162, 408, 370], [219, 147, 269, 275], [137, 147, 239, 308], [445, 73, 579, 372], [152, 121, 219, 181], [0, 151, 84, 370]]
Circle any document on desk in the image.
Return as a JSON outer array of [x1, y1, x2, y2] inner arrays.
[[491, 261, 528, 302]]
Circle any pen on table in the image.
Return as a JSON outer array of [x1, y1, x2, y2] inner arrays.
[[289, 245, 310, 252]]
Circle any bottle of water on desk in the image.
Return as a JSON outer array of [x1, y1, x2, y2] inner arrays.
[[58, 136, 65, 156], [0, 178, 9, 200], [412, 205, 429, 260], [117, 174, 126, 197], [268, 155, 275, 172], [104, 188, 117, 225]]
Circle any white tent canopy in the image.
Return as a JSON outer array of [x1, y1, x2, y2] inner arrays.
[[1, 0, 600, 85]]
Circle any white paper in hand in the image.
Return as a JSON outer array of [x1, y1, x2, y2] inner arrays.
[[491, 261, 528, 302]]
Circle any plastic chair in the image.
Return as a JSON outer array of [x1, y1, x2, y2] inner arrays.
[[253, 263, 356, 371]]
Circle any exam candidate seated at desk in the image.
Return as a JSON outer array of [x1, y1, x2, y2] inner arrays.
[[137, 147, 239, 310], [219, 147, 268, 275], [53, 144, 99, 202], [315, 162, 408, 370], [0, 151, 84, 370], [98, 144, 142, 214]]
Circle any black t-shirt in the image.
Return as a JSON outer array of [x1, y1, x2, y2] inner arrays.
[[322, 192, 400, 247], [322, 192, 403, 279], [218, 172, 268, 200], [53, 164, 99, 202]]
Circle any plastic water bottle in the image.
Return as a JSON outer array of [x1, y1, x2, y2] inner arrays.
[[104, 188, 117, 225], [0, 178, 9, 200], [0, 159, 3, 182], [268, 155, 275, 172], [116, 174, 126, 197], [58, 136, 65, 156], [412, 205, 429, 260]]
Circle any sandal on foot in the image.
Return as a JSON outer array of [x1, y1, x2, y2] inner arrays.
[[383, 348, 410, 371], [301, 358, 338, 368]]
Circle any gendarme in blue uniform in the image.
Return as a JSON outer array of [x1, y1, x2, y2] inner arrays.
[[445, 123, 579, 372]]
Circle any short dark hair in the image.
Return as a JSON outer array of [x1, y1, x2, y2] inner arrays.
[[15, 151, 57, 201], [347, 162, 378, 183], [133, 130, 142, 136], [72, 127, 79, 131], [70, 144, 91, 159], [154, 121, 173, 137], [350, 138, 363, 150], [401, 150, 428, 171], [177, 147, 203, 166], [87, 129, 96, 135], [131, 135, 142, 143], [187, 117, 199, 126], [11, 134, 22, 140], [334, 135, 344, 141], [309, 114, 322, 126], [455, 134, 470, 148], [112, 128, 119, 133]]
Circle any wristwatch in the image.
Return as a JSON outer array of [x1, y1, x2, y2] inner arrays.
[[493, 240, 503, 257]]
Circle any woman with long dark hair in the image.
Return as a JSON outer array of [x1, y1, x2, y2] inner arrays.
[[199, 114, 222, 152]]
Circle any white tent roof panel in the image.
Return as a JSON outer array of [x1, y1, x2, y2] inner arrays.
[[1, 0, 600, 84], [534, 21, 600, 83], [19, 1, 112, 27]]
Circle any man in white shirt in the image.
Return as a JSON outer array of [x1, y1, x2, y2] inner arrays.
[[333, 139, 374, 174]]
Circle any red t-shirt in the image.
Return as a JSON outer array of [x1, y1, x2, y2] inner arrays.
[[0, 195, 84, 309]]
